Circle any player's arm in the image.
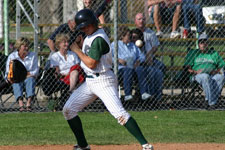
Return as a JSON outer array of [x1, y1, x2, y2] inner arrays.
[[70, 44, 98, 69], [71, 37, 109, 69]]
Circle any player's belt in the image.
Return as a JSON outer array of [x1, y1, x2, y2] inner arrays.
[[86, 69, 113, 78], [86, 73, 100, 78]]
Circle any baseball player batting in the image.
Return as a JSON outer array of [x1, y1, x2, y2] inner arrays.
[[62, 9, 153, 150]]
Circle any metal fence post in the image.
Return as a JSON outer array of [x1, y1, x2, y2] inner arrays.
[[113, 0, 118, 76], [16, 0, 21, 39], [3, 0, 9, 56]]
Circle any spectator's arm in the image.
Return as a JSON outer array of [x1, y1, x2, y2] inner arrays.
[[187, 67, 195, 74], [210, 68, 222, 75], [28, 53, 39, 77], [137, 47, 146, 63], [47, 39, 56, 52], [188, 67, 203, 74], [210, 52, 225, 75], [150, 46, 158, 54], [98, 14, 105, 28], [134, 60, 140, 68], [148, 0, 165, 6], [118, 59, 127, 66], [144, 49, 153, 66], [54, 66, 65, 78]]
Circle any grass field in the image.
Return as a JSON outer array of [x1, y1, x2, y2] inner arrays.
[[0, 111, 224, 146]]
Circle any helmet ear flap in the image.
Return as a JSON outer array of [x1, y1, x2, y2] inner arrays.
[[75, 9, 98, 30]]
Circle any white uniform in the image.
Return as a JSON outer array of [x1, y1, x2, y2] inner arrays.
[[63, 29, 130, 124]]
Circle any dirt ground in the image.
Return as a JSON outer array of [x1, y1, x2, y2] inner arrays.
[[0, 143, 225, 150]]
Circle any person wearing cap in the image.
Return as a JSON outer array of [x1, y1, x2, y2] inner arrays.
[[184, 34, 225, 109]]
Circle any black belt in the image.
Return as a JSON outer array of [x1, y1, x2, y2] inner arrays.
[[86, 73, 100, 78], [86, 69, 113, 78]]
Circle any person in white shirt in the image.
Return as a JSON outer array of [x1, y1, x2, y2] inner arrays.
[[50, 34, 84, 92], [5, 37, 39, 112]]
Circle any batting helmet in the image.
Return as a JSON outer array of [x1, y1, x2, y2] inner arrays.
[[75, 9, 98, 30]]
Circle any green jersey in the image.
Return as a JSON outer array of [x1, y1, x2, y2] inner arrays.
[[185, 49, 225, 73]]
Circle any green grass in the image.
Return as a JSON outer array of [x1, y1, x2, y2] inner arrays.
[[0, 111, 225, 146]]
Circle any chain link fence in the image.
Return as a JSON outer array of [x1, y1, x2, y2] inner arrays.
[[0, 0, 225, 112]]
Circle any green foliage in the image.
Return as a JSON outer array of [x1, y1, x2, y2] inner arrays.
[[0, 111, 225, 146]]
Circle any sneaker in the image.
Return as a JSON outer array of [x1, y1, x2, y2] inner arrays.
[[170, 31, 180, 38], [73, 144, 91, 150], [142, 144, 154, 150], [183, 29, 188, 39], [156, 30, 163, 37], [124, 95, 133, 101], [207, 104, 218, 111], [141, 93, 151, 100]]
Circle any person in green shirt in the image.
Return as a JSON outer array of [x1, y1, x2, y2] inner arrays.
[[185, 34, 225, 109]]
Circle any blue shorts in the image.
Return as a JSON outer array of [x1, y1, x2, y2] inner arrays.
[[12, 77, 36, 101]]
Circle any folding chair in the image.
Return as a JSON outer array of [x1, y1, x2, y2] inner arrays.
[[39, 67, 70, 111], [0, 74, 17, 111]]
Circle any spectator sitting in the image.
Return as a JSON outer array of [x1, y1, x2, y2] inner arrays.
[[5, 37, 39, 112], [182, 0, 205, 38], [185, 34, 225, 109], [47, 11, 85, 54], [50, 34, 85, 93], [135, 13, 166, 73], [148, 0, 182, 38], [111, 26, 151, 101], [130, 28, 164, 101]]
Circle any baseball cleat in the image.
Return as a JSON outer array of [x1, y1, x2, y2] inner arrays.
[[142, 144, 154, 150], [73, 144, 91, 150]]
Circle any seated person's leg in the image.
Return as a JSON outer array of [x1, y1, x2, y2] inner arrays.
[[24, 77, 36, 108], [69, 70, 79, 92], [135, 66, 150, 95], [118, 68, 135, 100], [153, 4, 163, 36], [12, 82, 24, 110], [193, 73, 210, 102], [193, 4, 205, 33], [144, 67, 157, 96], [182, 3, 191, 32], [170, 4, 181, 38], [151, 67, 164, 100], [148, 6, 154, 24], [210, 74, 225, 105]]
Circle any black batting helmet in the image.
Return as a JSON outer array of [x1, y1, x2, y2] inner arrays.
[[75, 9, 98, 30]]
